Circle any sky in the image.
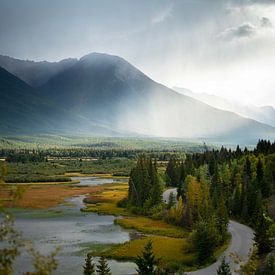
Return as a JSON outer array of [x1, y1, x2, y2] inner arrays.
[[0, 0, 275, 107]]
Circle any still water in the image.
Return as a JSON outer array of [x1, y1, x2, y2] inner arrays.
[[71, 176, 124, 186], [13, 177, 136, 275]]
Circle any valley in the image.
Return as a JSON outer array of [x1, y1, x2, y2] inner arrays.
[[2, 1, 275, 274], [1, 140, 274, 274]]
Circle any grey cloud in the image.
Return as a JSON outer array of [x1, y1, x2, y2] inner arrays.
[[249, 0, 275, 4], [238, 0, 275, 5], [151, 4, 173, 25], [261, 17, 273, 28], [220, 23, 257, 40]]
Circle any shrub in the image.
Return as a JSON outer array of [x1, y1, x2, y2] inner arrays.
[[117, 197, 128, 208]]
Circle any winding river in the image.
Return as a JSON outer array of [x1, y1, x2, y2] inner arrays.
[[13, 177, 137, 275]]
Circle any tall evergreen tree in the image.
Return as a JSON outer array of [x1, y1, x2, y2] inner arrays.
[[165, 156, 180, 187], [83, 254, 96, 275], [149, 160, 162, 206], [216, 197, 229, 243], [128, 155, 161, 210], [256, 158, 271, 198], [231, 184, 241, 217], [254, 209, 272, 254], [262, 254, 275, 274], [135, 240, 159, 275], [193, 219, 219, 263], [96, 256, 111, 275]]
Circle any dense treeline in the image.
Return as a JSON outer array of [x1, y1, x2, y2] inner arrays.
[[127, 156, 229, 264], [128, 155, 162, 213], [127, 140, 275, 267], [1, 148, 185, 162], [5, 151, 46, 163], [165, 140, 275, 256]]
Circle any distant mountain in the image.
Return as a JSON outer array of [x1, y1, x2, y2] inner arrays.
[[1, 52, 275, 144], [37, 53, 275, 144], [174, 87, 275, 128], [0, 55, 77, 87], [0, 66, 120, 136]]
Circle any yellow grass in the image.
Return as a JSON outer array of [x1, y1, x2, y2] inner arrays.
[[5, 180, 80, 186], [83, 182, 129, 216], [97, 236, 196, 268], [115, 216, 187, 238], [0, 184, 103, 209]]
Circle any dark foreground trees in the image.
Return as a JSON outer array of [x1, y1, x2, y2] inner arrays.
[[254, 210, 272, 254], [128, 155, 162, 212], [135, 240, 159, 275], [193, 219, 219, 264], [217, 257, 231, 275], [83, 254, 96, 275], [96, 256, 111, 275]]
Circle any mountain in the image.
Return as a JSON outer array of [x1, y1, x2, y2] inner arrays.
[[174, 87, 275, 128], [0, 55, 77, 87], [1, 52, 274, 144], [38, 53, 275, 144], [0, 66, 120, 136]]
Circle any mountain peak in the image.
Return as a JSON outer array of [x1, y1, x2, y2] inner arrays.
[[0, 55, 78, 87], [80, 52, 125, 63]]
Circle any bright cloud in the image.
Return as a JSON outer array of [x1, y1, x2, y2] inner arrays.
[[0, 0, 275, 107]]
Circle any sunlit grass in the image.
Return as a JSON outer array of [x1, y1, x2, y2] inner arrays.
[[95, 236, 196, 269], [83, 182, 129, 216], [115, 216, 187, 238]]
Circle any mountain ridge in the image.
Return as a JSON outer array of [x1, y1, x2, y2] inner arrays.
[[1, 52, 275, 144], [174, 87, 275, 128], [0, 54, 78, 87]]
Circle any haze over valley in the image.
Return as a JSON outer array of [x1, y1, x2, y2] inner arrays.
[[1, 53, 275, 145]]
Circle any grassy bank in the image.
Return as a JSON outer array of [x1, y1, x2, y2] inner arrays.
[[0, 184, 103, 209], [114, 217, 187, 238], [82, 181, 129, 216], [94, 234, 230, 271], [84, 180, 231, 271], [93, 236, 196, 270]]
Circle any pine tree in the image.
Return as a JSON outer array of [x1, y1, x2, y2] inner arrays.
[[254, 209, 272, 254], [83, 254, 96, 275], [128, 155, 161, 210], [216, 257, 231, 275], [193, 219, 219, 263], [232, 185, 241, 217], [149, 160, 162, 206], [165, 156, 180, 187], [216, 197, 229, 243], [96, 256, 111, 275], [256, 158, 270, 198], [135, 240, 159, 275], [263, 254, 275, 274]]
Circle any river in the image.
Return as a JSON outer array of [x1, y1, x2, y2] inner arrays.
[[12, 177, 137, 275]]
